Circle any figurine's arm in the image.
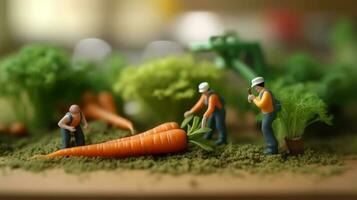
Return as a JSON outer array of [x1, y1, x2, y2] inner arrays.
[[203, 94, 219, 118], [58, 116, 76, 132], [189, 95, 205, 113], [81, 112, 89, 129], [253, 91, 271, 109]]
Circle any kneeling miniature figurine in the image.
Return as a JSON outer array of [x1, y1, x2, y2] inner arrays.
[[58, 105, 88, 149]]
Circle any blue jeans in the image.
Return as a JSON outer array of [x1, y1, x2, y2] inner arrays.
[[262, 111, 278, 153], [61, 126, 85, 149], [204, 108, 227, 143]]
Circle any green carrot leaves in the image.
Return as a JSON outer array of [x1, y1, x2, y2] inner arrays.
[[181, 116, 214, 151], [188, 127, 212, 137], [189, 140, 214, 152], [181, 115, 193, 129]]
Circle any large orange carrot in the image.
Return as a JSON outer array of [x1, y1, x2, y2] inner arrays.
[[45, 129, 187, 158], [36, 116, 212, 158], [97, 91, 117, 114], [83, 103, 134, 133], [105, 122, 179, 144]]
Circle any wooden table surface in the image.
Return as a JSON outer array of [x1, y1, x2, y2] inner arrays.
[[1, 160, 357, 200]]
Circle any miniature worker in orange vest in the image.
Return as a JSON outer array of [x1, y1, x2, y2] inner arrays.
[[248, 77, 281, 155], [58, 105, 88, 149], [184, 82, 227, 145]]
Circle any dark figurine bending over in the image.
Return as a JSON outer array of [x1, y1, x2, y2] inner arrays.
[[58, 105, 89, 149]]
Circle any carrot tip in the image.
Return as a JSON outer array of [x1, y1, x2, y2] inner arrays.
[[29, 154, 48, 160], [130, 128, 136, 135]]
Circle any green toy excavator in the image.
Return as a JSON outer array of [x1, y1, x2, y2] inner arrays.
[[189, 32, 266, 81]]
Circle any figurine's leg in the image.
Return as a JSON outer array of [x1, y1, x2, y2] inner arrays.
[[74, 126, 85, 146], [61, 128, 71, 149], [261, 112, 278, 155], [204, 115, 215, 140], [215, 109, 227, 145]]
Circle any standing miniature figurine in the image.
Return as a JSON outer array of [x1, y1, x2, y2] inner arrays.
[[58, 105, 88, 149], [184, 82, 227, 145], [248, 77, 280, 155]]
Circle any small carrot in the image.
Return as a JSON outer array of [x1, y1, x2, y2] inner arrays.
[[82, 91, 97, 105], [0, 122, 27, 136], [97, 91, 118, 114], [105, 122, 179, 144], [9, 122, 27, 136], [83, 103, 134, 133], [35, 116, 212, 158]]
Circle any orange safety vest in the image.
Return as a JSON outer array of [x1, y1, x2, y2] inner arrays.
[[66, 112, 82, 127]]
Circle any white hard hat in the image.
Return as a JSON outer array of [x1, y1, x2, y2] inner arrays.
[[198, 82, 210, 93], [251, 77, 264, 87]]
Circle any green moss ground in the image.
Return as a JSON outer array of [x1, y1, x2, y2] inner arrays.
[[0, 121, 353, 176]]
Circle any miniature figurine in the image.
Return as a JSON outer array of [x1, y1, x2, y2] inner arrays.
[[248, 77, 281, 155], [58, 105, 88, 149], [184, 82, 227, 145]]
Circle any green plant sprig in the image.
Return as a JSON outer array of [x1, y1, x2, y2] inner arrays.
[[181, 116, 214, 151], [272, 83, 332, 140]]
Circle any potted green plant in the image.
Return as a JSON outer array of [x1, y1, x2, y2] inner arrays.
[[273, 83, 332, 155]]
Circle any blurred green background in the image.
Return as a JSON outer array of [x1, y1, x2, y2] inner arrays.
[[0, 0, 357, 136]]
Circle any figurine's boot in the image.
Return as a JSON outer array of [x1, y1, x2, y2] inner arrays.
[[264, 147, 278, 155], [215, 139, 227, 145]]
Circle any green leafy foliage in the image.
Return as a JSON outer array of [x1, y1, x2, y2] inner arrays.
[[0, 44, 84, 131], [181, 116, 213, 151], [326, 18, 357, 105], [73, 53, 126, 93], [0, 45, 127, 132], [113, 55, 223, 124], [277, 19, 357, 108], [330, 18, 357, 65], [277, 53, 357, 107], [320, 64, 357, 105], [272, 83, 332, 139], [0, 44, 70, 95], [281, 53, 323, 83], [181, 115, 193, 128]]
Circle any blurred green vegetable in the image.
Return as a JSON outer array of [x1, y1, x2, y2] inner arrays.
[[330, 18, 357, 65], [326, 18, 357, 106], [73, 53, 126, 93], [113, 55, 223, 124], [272, 83, 332, 140], [281, 53, 323, 83], [0, 44, 84, 131], [277, 20, 357, 107], [0, 45, 126, 133], [319, 64, 357, 106]]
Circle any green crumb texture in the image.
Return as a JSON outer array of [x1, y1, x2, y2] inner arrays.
[[0, 121, 349, 176]]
